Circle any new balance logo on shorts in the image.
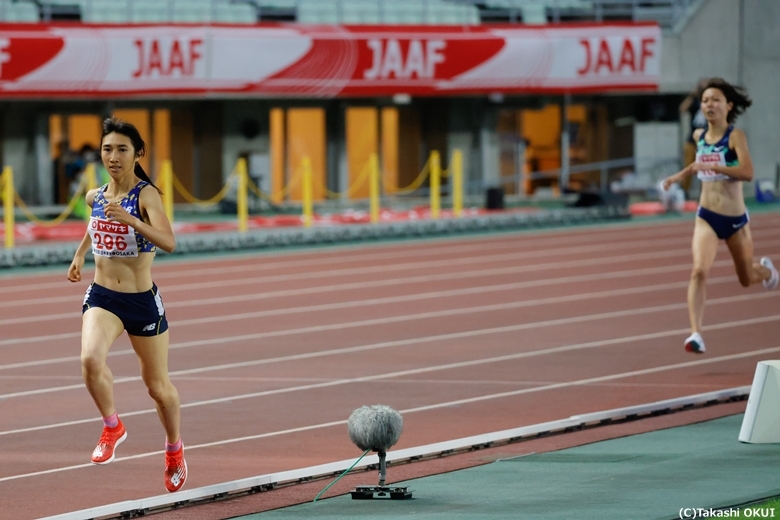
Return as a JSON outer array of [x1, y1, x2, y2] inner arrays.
[[142, 323, 156, 332]]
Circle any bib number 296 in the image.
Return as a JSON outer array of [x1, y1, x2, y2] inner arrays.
[[94, 233, 128, 251]]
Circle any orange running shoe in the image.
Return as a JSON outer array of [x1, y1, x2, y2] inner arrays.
[[164, 444, 188, 492], [91, 419, 127, 465]]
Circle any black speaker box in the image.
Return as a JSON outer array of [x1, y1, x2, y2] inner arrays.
[[485, 187, 504, 210]]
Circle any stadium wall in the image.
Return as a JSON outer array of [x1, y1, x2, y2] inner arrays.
[[661, 0, 780, 186]]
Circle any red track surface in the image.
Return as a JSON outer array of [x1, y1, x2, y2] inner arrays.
[[1, 215, 779, 519]]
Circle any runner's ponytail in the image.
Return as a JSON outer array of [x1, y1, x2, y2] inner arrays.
[[134, 163, 160, 193]]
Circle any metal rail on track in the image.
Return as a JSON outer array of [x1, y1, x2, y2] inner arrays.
[[40, 385, 750, 520]]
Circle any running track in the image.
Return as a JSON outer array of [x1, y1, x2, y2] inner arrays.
[[1, 215, 779, 519]]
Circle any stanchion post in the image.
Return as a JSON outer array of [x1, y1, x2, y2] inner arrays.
[[369, 153, 380, 224], [430, 150, 441, 220], [85, 163, 97, 192], [3, 166, 14, 249], [452, 149, 463, 218], [161, 160, 174, 224], [237, 158, 248, 233], [302, 157, 313, 228], [78, 163, 99, 222]]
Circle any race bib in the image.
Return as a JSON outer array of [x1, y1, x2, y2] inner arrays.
[[89, 217, 139, 257], [696, 151, 730, 182]]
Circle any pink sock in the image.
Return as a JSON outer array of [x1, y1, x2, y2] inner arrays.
[[166, 438, 182, 453], [103, 412, 118, 428]]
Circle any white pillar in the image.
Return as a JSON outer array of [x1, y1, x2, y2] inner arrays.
[[739, 360, 780, 443]]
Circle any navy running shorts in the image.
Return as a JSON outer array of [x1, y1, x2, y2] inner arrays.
[[82, 282, 169, 336], [697, 206, 749, 240]]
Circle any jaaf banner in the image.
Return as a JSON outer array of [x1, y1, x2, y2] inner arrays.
[[0, 23, 661, 98]]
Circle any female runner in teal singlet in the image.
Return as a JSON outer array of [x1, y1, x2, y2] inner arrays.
[[662, 78, 778, 354]]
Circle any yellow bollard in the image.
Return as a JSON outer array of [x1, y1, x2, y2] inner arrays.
[[85, 163, 97, 192], [74, 163, 99, 221], [160, 160, 174, 224], [452, 149, 463, 218], [302, 157, 313, 228], [3, 166, 14, 249], [430, 151, 441, 220], [270, 108, 285, 205], [237, 158, 248, 233], [369, 153, 380, 224]]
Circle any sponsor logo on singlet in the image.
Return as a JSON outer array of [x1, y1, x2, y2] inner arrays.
[[89, 217, 140, 257]]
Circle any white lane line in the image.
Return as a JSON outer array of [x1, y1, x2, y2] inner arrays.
[[0, 343, 775, 483], [12, 221, 773, 304], [8, 231, 780, 326], [0, 232, 701, 306], [0, 290, 776, 402], [0, 278, 773, 375], [0, 240, 687, 310], [0, 375, 82, 381], [0, 257, 744, 349], [0, 223, 688, 293], [0, 218, 700, 291], [4, 215, 779, 291], [150, 229, 630, 279], [396, 345, 778, 414], [0, 271, 731, 370], [0, 312, 772, 437], [0, 332, 82, 348], [0, 239, 754, 326], [12, 232, 780, 311], [1, 237, 689, 310], [380, 380, 720, 389]]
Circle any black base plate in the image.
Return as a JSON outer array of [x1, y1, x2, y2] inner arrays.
[[350, 486, 412, 500]]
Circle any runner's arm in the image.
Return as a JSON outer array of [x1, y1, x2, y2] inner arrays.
[[135, 186, 176, 253], [68, 189, 98, 282]]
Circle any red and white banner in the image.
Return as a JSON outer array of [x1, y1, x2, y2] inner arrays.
[[0, 23, 660, 98]]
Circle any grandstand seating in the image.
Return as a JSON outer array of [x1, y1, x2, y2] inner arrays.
[[469, 0, 592, 24], [293, 0, 480, 25], [2, 0, 42, 22], [0, 0, 692, 28], [0, 0, 481, 24]]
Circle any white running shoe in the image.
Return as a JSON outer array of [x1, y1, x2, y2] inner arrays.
[[684, 332, 706, 354], [760, 257, 779, 290]]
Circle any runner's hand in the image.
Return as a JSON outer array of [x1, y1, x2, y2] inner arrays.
[[688, 162, 709, 172], [104, 202, 138, 227], [68, 256, 84, 283]]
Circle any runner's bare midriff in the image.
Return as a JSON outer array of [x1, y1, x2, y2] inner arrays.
[[699, 180, 745, 217], [93, 253, 155, 292]]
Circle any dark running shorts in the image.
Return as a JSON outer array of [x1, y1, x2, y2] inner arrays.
[[697, 206, 749, 240], [82, 282, 168, 336]]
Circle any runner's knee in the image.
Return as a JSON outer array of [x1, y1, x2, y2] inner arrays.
[[80, 353, 106, 379], [691, 267, 708, 283], [145, 378, 172, 403]]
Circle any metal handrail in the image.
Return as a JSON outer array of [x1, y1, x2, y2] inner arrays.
[[397, 156, 681, 198], [499, 156, 681, 194], [6, 0, 698, 27]]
